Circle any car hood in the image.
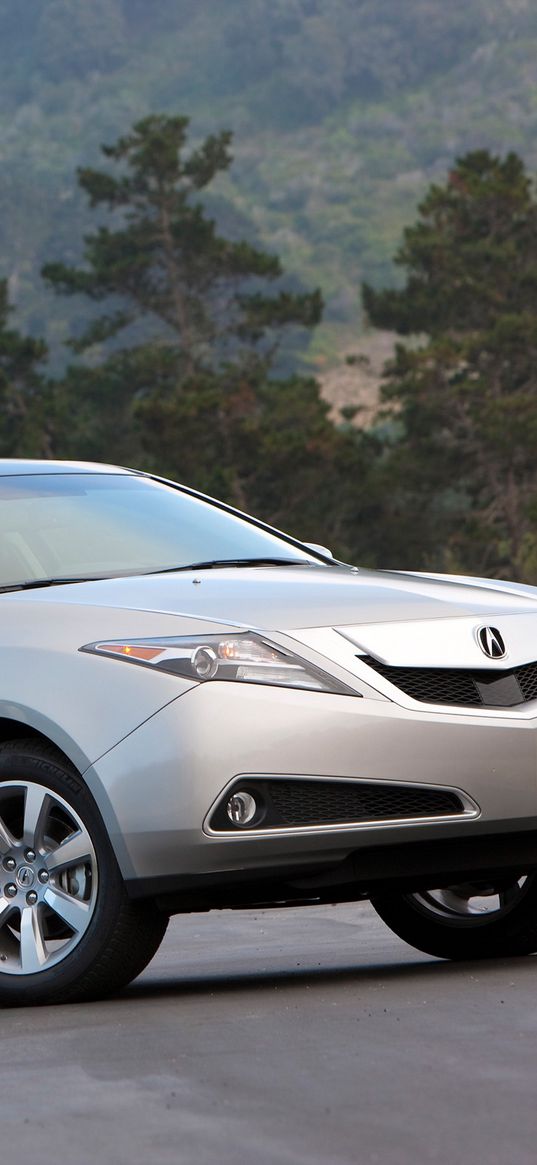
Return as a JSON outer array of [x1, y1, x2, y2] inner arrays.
[[16, 563, 537, 630], [13, 565, 537, 672]]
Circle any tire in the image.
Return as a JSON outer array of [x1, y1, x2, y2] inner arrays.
[[0, 739, 168, 1005], [371, 873, 537, 961]]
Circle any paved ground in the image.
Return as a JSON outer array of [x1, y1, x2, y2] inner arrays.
[[2, 901, 537, 1164]]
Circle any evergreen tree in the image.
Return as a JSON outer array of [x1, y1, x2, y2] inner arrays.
[[363, 151, 537, 580], [44, 115, 321, 374], [0, 281, 51, 457], [43, 114, 373, 556]]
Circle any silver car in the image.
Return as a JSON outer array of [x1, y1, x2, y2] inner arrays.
[[1, 459, 537, 1005]]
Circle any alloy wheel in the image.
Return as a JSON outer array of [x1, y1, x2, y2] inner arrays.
[[0, 781, 98, 975], [406, 877, 528, 925]]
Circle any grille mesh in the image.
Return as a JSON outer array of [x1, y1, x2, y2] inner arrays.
[[266, 779, 463, 825], [362, 655, 537, 707], [517, 662, 537, 702]]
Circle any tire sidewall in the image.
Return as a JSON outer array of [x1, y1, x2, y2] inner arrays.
[[372, 872, 537, 961], [0, 742, 124, 1005]]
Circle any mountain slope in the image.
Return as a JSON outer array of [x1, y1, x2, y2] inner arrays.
[[0, 0, 535, 365]]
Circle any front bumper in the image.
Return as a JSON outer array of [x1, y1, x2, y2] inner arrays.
[[85, 678, 537, 897]]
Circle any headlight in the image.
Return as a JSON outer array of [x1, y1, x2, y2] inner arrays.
[[80, 632, 354, 695]]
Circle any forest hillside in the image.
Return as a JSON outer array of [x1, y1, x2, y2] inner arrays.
[[0, 0, 535, 369]]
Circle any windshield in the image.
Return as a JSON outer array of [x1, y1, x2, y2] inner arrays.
[[0, 473, 322, 588]]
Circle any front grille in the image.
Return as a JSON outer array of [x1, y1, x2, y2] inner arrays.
[[209, 777, 465, 831], [517, 663, 537, 702], [362, 655, 537, 708]]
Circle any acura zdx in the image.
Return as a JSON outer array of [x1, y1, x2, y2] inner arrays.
[[1, 460, 537, 1004]]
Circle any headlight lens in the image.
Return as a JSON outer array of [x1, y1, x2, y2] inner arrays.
[[81, 632, 353, 694]]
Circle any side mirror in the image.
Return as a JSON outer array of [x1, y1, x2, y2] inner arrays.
[[304, 542, 334, 559]]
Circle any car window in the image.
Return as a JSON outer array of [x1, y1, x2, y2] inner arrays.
[[0, 473, 318, 586]]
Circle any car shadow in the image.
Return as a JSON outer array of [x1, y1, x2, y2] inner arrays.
[[121, 950, 535, 1003]]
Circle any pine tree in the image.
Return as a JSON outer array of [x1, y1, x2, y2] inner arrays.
[[43, 114, 321, 372], [363, 151, 537, 580], [43, 114, 372, 555], [0, 281, 51, 457]]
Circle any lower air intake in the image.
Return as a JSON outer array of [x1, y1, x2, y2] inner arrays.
[[209, 778, 465, 831]]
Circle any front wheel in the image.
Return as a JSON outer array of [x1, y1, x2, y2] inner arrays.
[[371, 873, 537, 961], [0, 740, 168, 1005]]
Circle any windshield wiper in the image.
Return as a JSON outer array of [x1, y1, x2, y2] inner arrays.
[[0, 576, 108, 594], [146, 557, 320, 574], [0, 557, 328, 593]]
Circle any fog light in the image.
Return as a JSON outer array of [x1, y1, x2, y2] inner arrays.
[[227, 791, 257, 826]]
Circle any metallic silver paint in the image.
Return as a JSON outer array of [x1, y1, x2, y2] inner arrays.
[[88, 679, 537, 880], [1, 460, 537, 894]]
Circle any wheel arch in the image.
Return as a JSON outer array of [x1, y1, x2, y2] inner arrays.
[[0, 707, 91, 772], [0, 714, 133, 879], [0, 717, 78, 770]]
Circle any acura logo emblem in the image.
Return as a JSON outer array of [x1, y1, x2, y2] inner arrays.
[[477, 626, 506, 659]]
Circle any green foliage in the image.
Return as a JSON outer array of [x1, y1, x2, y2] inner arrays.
[[363, 152, 537, 336], [1, 0, 536, 352], [43, 115, 374, 559], [43, 116, 321, 372], [364, 150, 537, 580], [0, 281, 51, 457], [34, 0, 126, 80]]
